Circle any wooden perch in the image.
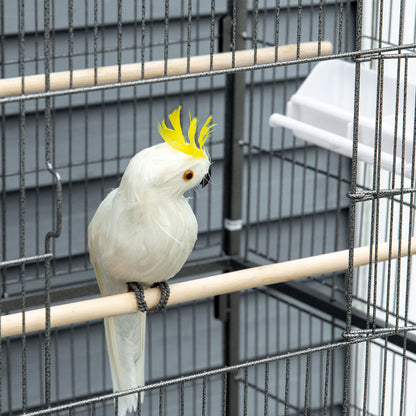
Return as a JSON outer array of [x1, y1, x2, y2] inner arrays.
[[1, 235, 415, 338], [0, 41, 332, 98]]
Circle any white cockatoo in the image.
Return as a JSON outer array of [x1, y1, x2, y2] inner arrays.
[[88, 106, 212, 415]]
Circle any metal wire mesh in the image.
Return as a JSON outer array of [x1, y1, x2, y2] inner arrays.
[[1, 0, 416, 415]]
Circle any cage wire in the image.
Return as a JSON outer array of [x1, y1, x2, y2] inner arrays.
[[1, 0, 416, 415]]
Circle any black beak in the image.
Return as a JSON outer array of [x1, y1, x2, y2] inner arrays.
[[200, 166, 212, 188]]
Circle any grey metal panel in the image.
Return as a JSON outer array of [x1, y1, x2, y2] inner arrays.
[[1, 0, 343, 36], [1, 0, 226, 35]]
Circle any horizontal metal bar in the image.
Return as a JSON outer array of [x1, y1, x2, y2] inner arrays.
[[347, 187, 416, 201], [343, 325, 416, 339], [0, 253, 53, 269]]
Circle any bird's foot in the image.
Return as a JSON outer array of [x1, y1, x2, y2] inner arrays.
[[127, 281, 170, 313]]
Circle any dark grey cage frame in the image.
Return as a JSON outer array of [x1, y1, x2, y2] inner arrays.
[[1, 1, 416, 415]]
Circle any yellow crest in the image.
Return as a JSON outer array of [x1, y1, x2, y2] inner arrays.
[[158, 106, 213, 159]]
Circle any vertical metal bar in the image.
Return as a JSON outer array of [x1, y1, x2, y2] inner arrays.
[[140, 0, 145, 79], [51, 0, 58, 278], [0, 0, 6, 307], [94, 0, 99, 85], [100, 0, 106, 202], [296, 0, 302, 59], [247, 59, 255, 255], [190, 0, 200, 217], [277, 2, 290, 263], [148, 0, 153, 150], [0, 0, 4, 410], [209, 0, 215, 71], [37, 333, 44, 408], [264, 362, 269, 416], [137, 390, 141, 416], [44, 0, 62, 408], [101, 323, 107, 415], [399, 55, 410, 416], [159, 386, 164, 416], [337, 0, 344, 54], [18, 0, 27, 411], [116, 0, 122, 176], [44, 0, 52, 407], [147, 313, 153, 414], [180, 381, 184, 416], [304, 353, 311, 416], [274, 0, 280, 60], [202, 375, 207, 416], [68, 0, 74, 273], [254, 0, 262, 257], [53, 328, 60, 403], [398, 68, 416, 416], [343, 57, 362, 415], [222, 372, 227, 416], [206, 0, 216, 248], [117, 0, 122, 83], [275, 299, 280, 413], [34, 20, 41, 281], [83, 0, 90, 269], [191, 303, 197, 414], [297, 310, 301, 408], [362, 56, 385, 415], [217, 1, 247, 415], [318, 0, 324, 55], [70, 327, 75, 400], [163, 0, 169, 78], [323, 349, 330, 415], [370, 58, 384, 330], [253, 0, 258, 65], [86, 323, 91, 396], [132, 0, 138, 153], [186, 0, 192, 74], [162, 311, 167, 380], [243, 367, 248, 415], [177, 307, 182, 376], [114, 396, 119, 416], [254, 292, 259, 410], [284, 358, 290, 416]]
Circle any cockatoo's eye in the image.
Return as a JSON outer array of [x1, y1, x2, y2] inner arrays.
[[183, 170, 194, 181]]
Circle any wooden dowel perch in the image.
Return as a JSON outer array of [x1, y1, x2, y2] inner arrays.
[[0, 41, 332, 98], [2, 236, 415, 338]]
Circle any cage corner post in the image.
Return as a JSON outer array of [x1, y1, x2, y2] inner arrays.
[[217, 0, 247, 415]]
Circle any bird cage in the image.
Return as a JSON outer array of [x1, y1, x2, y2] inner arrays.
[[1, 1, 416, 415]]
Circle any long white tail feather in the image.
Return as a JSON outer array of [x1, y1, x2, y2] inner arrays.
[[104, 311, 146, 415]]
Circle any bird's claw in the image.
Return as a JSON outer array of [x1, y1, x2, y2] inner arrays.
[[127, 281, 170, 313], [127, 282, 149, 313], [151, 281, 170, 312]]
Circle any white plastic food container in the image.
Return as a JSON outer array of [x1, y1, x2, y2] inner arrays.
[[269, 59, 416, 178]]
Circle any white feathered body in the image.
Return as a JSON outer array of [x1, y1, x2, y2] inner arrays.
[[88, 141, 210, 415]]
